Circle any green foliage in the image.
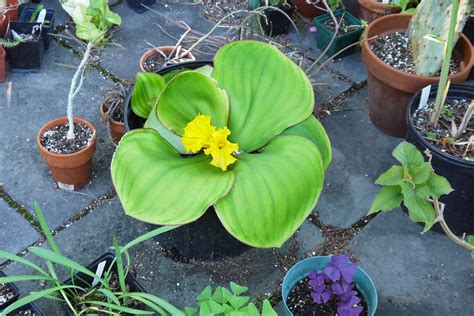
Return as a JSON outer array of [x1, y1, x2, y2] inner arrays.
[[392, 0, 418, 14], [0, 37, 23, 48], [0, 203, 182, 315], [369, 142, 453, 232], [185, 282, 277, 316], [112, 40, 332, 248], [408, 0, 470, 76], [469, 235, 474, 259]]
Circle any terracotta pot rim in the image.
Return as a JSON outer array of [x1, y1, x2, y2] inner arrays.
[[139, 46, 195, 72], [100, 101, 125, 126], [37, 117, 97, 159], [362, 14, 473, 82]]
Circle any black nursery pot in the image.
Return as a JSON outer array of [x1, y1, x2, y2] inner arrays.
[[260, 5, 294, 37], [8, 302, 45, 316], [19, 6, 56, 51], [406, 84, 474, 235], [124, 61, 251, 261], [6, 21, 44, 72], [0, 271, 20, 311], [63, 253, 147, 315], [126, 0, 155, 14]]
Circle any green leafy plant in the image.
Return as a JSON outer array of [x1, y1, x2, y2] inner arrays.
[[184, 282, 277, 316], [0, 203, 183, 315], [392, 0, 418, 14], [369, 141, 474, 258], [111, 40, 332, 248]]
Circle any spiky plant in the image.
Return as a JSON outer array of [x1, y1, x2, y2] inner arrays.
[[408, 0, 471, 76]]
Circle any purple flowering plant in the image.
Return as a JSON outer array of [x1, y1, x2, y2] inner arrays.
[[308, 255, 364, 316]]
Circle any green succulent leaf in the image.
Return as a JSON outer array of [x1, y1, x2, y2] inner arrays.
[[261, 300, 277, 315], [230, 282, 248, 296], [245, 303, 260, 315], [375, 166, 404, 186], [400, 182, 436, 233], [409, 162, 432, 184], [184, 306, 198, 315], [280, 115, 332, 170], [368, 186, 403, 214], [228, 295, 249, 310], [392, 142, 424, 167], [131, 72, 166, 118], [213, 40, 314, 152], [197, 286, 213, 302], [427, 173, 453, 199], [111, 129, 235, 225], [215, 136, 325, 247], [144, 102, 186, 154], [157, 71, 229, 135]]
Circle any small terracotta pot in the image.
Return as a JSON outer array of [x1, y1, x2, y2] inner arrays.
[[292, 0, 325, 18], [37, 117, 97, 191], [361, 14, 473, 137], [358, 0, 400, 23], [0, 0, 19, 36], [139, 46, 195, 72], [100, 101, 125, 143], [0, 45, 5, 83]]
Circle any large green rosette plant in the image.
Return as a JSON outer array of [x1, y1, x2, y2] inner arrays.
[[111, 40, 332, 248]]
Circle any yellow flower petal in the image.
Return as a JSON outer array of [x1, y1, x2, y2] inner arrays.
[[181, 115, 216, 153], [204, 128, 239, 171]]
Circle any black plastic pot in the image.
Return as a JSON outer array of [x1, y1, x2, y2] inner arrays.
[[6, 21, 44, 72], [406, 84, 474, 235], [259, 4, 294, 37], [0, 271, 20, 310], [7, 302, 44, 316], [63, 252, 148, 315], [19, 6, 55, 51], [314, 8, 363, 58], [124, 61, 251, 261], [126, 0, 155, 14]]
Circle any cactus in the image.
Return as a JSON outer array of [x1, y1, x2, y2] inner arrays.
[[408, 0, 471, 76]]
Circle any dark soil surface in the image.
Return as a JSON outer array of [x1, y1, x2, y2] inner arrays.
[[41, 123, 94, 154], [0, 283, 16, 307], [412, 98, 473, 161], [323, 16, 361, 35], [370, 32, 460, 75], [143, 54, 167, 72], [286, 277, 368, 316]]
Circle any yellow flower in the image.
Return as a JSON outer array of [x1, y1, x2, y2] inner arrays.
[[182, 115, 216, 153], [205, 128, 239, 171]]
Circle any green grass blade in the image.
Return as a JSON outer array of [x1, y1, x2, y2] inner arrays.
[[79, 300, 154, 315], [125, 292, 184, 315], [0, 275, 54, 283], [33, 201, 61, 255], [0, 251, 49, 276], [97, 288, 121, 306], [120, 295, 167, 315], [113, 237, 127, 299], [121, 226, 179, 253]]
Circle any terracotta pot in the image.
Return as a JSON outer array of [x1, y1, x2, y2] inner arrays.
[[358, 0, 400, 23], [292, 0, 325, 18], [37, 117, 97, 191], [139, 46, 195, 72], [0, 45, 5, 83], [361, 14, 473, 137], [100, 101, 125, 143], [0, 0, 19, 37]]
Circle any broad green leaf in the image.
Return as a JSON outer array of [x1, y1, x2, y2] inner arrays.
[[215, 136, 325, 247], [197, 286, 213, 302], [468, 236, 474, 260], [162, 68, 189, 83], [157, 71, 229, 135], [76, 21, 104, 42], [280, 115, 332, 170], [368, 186, 403, 214], [413, 183, 432, 199], [104, 11, 121, 26], [196, 65, 214, 77], [213, 41, 313, 152], [392, 142, 424, 167], [409, 162, 432, 184], [111, 129, 235, 225], [400, 183, 436, 232], [230, 282, 248, 296], [144, 102, 186, 153], [375, 166, 404, 186], [261, 300, 277, 315], [427, 173, 453, 199], [131, 72, 166, 118]]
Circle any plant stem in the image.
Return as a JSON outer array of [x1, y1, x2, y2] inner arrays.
[[433, 199, 474, 252], [452, 100, 473, 139], [66, 42, 94, 140], [429, 0, 460, 127]]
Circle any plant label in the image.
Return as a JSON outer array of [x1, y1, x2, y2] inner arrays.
[[419, 85, 431, 109], [92, 260, 107, 286]]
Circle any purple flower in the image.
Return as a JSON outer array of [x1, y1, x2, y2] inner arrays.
[[323, 255, 357, 283], [338, 291, 363, 316], [331, 280, 352, 296], [308, 270, 332, 304]]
